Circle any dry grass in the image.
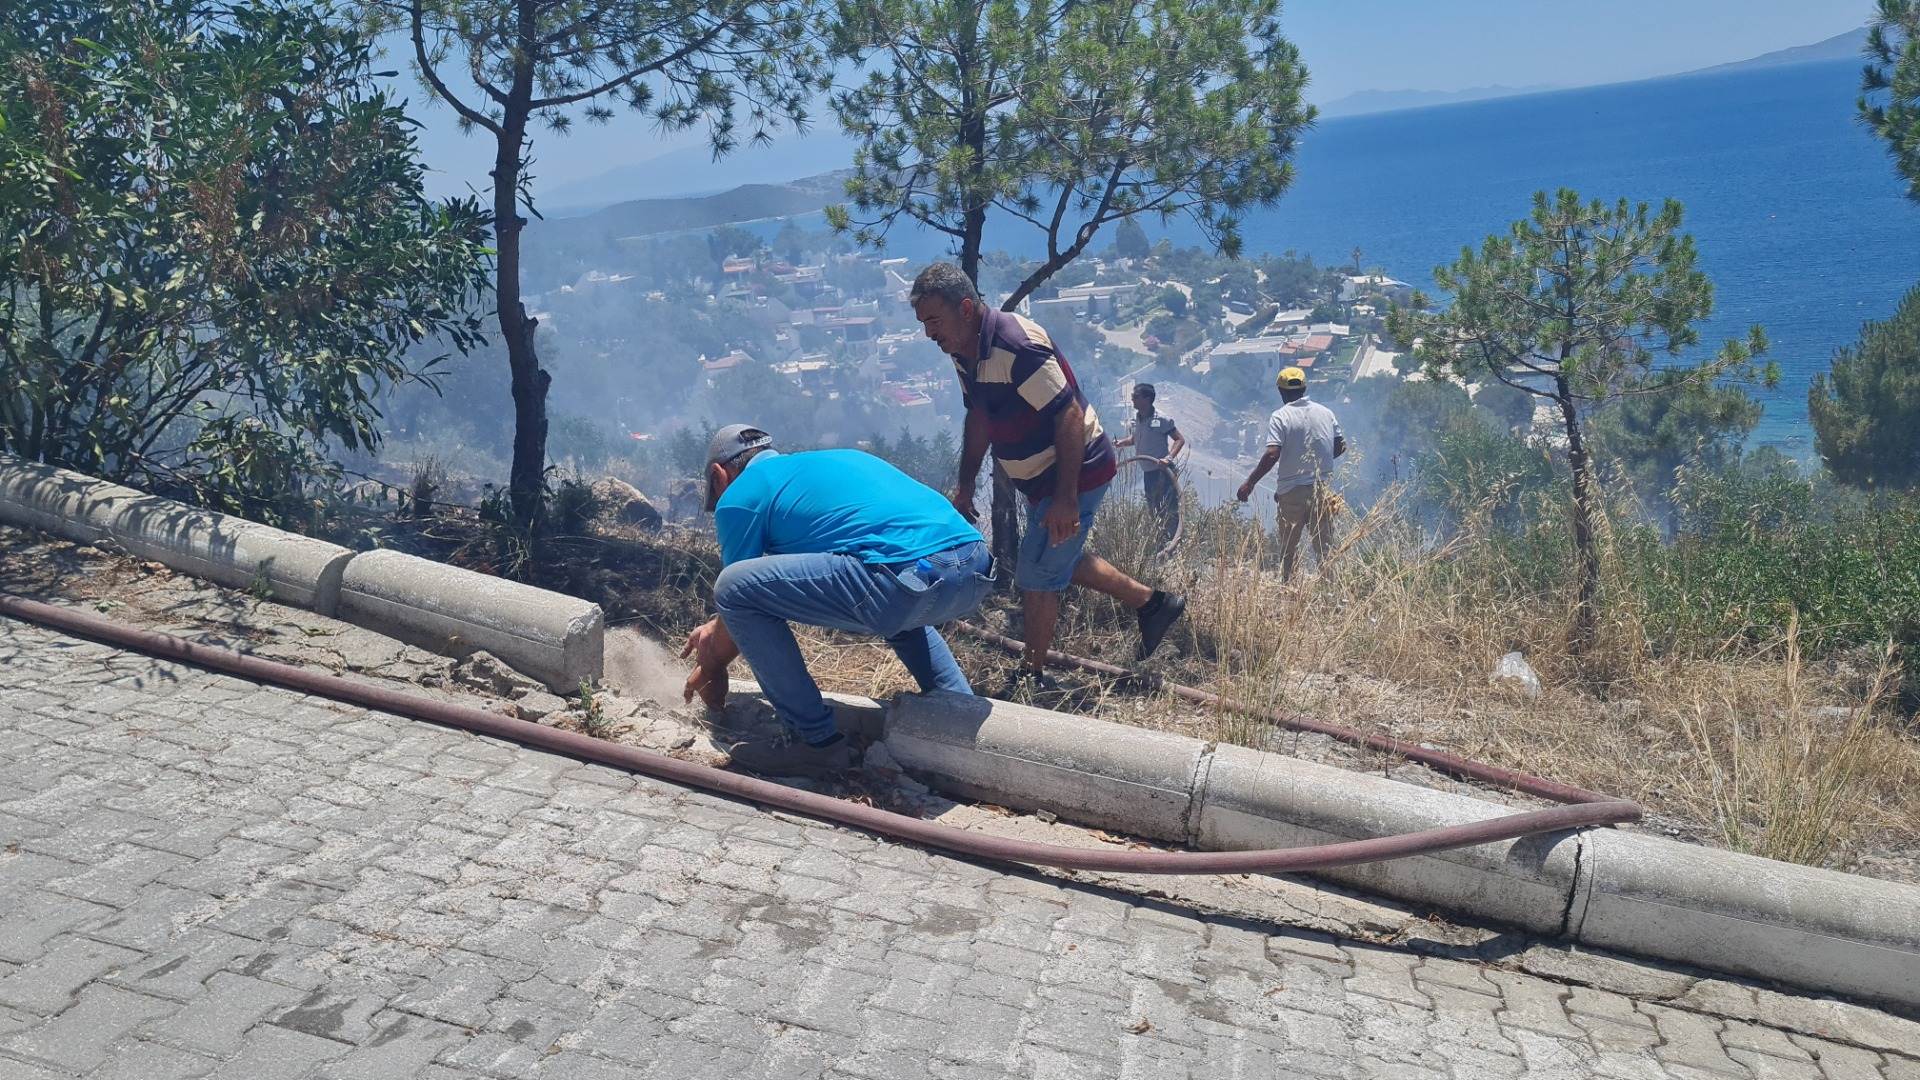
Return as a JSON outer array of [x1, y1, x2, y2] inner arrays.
[[1019, 488, 1920, 878], [533, 490, 1920, 880]]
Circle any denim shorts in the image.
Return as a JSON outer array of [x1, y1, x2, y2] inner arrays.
[[1014, 484, 1110, 591]]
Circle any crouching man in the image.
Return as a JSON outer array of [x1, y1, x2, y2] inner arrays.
[[682, 424, 996, 778]]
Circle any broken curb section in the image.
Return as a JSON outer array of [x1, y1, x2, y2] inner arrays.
[[3, 455, 1916, 1010]]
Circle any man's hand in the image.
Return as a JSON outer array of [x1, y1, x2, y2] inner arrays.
[[1236, 479, 1255, 503], [1043, 496, 1081, 546], [950, 484, 978, 524], [681, 617, 736, 709]]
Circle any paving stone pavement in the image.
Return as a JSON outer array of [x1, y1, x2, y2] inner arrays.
[[3, 614, 1917, 1079]]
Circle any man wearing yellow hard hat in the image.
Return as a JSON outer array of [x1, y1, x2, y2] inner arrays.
[[1236, 366, 1346, 581]]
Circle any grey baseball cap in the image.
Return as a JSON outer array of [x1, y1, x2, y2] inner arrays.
[[704, 424, 773, 510], [706, 423, 772, 468]]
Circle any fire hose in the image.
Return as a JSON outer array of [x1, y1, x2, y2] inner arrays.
[[0, 591, 1637, 875], [1115, 454, 1183, 560]]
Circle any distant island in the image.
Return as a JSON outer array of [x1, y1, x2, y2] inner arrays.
[[1316, 85, 1557, 119], [1693, 26, 1869, 75], [1313, 24, 1868, 120]]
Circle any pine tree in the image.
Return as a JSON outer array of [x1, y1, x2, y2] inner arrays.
[[1809, 284, 1920, 489]]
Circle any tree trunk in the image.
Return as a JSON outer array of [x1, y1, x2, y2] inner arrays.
[[1556, 375, 1601, 651], [494, 42, 549, 527]]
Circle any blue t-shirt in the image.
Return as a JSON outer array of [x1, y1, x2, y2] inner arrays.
[[714, 449, 982, 566]]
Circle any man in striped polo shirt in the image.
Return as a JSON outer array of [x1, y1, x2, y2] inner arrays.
[[910, 263, 1185, 694]]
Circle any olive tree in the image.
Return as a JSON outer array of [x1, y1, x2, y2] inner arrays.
[[1, 0, 491, 515]]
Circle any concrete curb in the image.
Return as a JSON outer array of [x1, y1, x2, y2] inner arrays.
[[0, 454, 353, 613], [884, 690, 1920, 1010], [100, 493, 354, 615], [339, 549, 603, 693], [0, 456, 602, 691], [0, 455, 149, 547]]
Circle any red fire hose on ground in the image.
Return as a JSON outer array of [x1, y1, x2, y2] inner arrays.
[[0, 591, 1637, 875]]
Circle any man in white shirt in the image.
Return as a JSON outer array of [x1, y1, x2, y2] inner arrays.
[[1236, 367, 1346, 581]]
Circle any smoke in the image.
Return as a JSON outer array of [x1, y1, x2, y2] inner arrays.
[[603, 627, 689, 709]]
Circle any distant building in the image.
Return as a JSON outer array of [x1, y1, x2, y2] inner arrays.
[[772, 356, 833, 392], [1208, 338, 1293, 368], [700, 348, 757, 386], [1340, 273, 1412, 303]]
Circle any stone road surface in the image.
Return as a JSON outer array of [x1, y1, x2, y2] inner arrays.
[[3, 612, 1918, 1079]]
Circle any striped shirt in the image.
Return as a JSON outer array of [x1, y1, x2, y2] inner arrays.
[[953, 308, 1117, 503]]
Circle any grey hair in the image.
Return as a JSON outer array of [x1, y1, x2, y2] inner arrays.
[[909, 262, 979, 307]]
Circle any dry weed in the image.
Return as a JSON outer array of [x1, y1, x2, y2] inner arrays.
[[578, 490, 1920, 878], [1073, 488, 1920, 875]]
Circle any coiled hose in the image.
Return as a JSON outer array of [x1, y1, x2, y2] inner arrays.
[[1115, 454, 1183, 560]]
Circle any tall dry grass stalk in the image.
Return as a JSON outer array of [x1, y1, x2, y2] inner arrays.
[[1678, 621, 1905, 865]]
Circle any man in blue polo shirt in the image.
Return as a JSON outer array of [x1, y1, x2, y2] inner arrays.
[[910, 262, 1185, 695], [681, 424, 995, 777]]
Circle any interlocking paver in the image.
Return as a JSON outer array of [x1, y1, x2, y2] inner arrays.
[[150, 970, 307, 1057], [0, 612, 1911, 1080], [1489, 968, 1585, 1041], [85, 1036, 221, 1080], [204, 1023, 352, 1080], [0, 935, 146, 1014], [1343, 946, 1431, 1008], [1882, 1056, 1920, 1080], [0, 982, 178, 1073], [1788, 1034, 1884, 1080], [310, 1010, 472, 1080], [1505, 1025, 1606, 1079], [1640, 1004, 1746, 1076], [1722, 1049, 1824, 1079]]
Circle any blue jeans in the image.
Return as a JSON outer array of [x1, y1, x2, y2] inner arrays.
[[713, 539, 996, 742], [1014, 484, 1109, 591]]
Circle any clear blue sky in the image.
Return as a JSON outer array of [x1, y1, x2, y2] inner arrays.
[[1286, 0, 1869, 102], [403, 0, 1875, 202]]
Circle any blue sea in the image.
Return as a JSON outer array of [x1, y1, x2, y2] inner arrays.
[[1228, 56, 1920, 451], [848, 57, 1920, 456], [1223, 57, 1920, 455]]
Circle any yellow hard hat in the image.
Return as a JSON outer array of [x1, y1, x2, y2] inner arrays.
[[1276, 366, 1307, 391]]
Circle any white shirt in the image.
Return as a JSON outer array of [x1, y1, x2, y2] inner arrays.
[[1264, 398, 1343, 494]]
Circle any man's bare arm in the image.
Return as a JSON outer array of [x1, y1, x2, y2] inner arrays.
[[1237, 445, 1282, 502], [953, 408, 990, 521]]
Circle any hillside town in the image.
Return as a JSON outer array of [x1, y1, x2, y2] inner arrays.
[[519, 224, 1416, 510]]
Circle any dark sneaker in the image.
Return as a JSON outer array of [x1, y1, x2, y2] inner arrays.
[[996, 667, 1060, 703], [1136, 590, 1186, 661], [726, 733, 856, 779]]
